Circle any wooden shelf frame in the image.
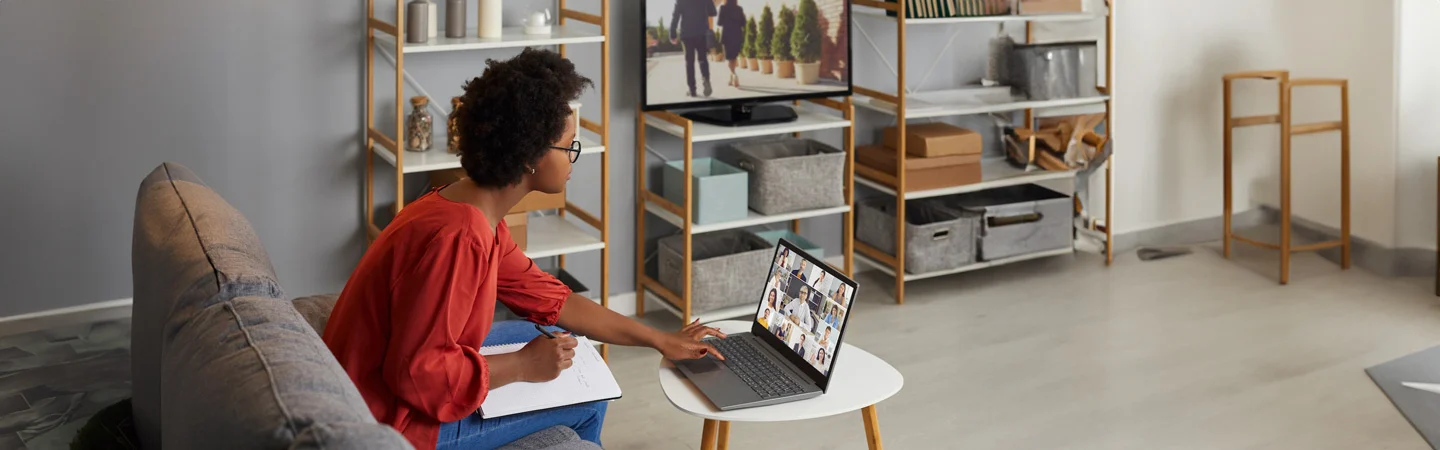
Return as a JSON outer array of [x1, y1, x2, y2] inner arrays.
[[849, 0, 1117, 305], [636, 99, 857, 324], [364, 0, 612, 356]]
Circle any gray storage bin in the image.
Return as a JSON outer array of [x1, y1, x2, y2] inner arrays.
[[1008, 41, 1096, 101], [659, 230, 776, 313], [856, 198, 979, 274], [720, 138, 846, 215], [936, 184, 1072, 261], [662, 158, 750, 225]]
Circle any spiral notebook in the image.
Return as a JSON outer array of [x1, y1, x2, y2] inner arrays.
[[477, 336, 622, 418]]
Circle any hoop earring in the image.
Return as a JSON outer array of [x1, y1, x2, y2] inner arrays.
[[528, 168, 536, 174]]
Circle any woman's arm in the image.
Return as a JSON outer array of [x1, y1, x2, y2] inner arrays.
[[555, 294, 728, 360], [554, 294, 663, 347]]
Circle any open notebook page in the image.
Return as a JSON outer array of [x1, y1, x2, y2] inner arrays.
[[477, 336, 622, 418]]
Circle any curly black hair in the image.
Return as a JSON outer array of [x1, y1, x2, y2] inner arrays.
[[456, 48, 593, 187]]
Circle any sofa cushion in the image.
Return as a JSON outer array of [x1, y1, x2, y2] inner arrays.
[[131, 162, 288, 447], [496, 426, 602, 450], [162, 296, 410, 449], [292, 294, 340, 336]]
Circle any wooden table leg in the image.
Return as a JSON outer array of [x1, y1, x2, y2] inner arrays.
[[700, 419, 718, 450], [861, 405, 883, 450], [717, 421, 731, 450]]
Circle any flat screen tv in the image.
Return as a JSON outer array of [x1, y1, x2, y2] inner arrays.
[[643, 0, 852, 126]]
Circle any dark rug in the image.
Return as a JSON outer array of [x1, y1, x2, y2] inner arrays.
[[1367, 345, 1440, 449], [0, 319, 131, 450]]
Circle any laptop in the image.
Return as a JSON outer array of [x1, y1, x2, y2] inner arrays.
[[675, 238, 859, 410]]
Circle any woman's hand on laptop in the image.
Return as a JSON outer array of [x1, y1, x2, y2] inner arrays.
[[658, 319, 727, 361]]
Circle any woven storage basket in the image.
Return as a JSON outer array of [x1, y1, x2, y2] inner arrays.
[[856, 198, 979, 274], [930, 184, 1071, 261], [658, 231, 776, 313], [720, 138, 846, 215]]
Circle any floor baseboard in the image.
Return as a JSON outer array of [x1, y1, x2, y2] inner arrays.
[[0, 298, 133, 337]]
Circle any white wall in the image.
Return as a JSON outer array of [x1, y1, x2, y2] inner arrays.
[[1395, 0, 1440, 250], [1113, 0, 1397, 247]]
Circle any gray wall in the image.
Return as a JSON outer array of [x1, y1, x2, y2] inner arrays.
[[0, 0, 1102, 317], [0, 0, 366, 317]]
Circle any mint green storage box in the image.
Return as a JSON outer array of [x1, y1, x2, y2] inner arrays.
[[749, 230, 825, 261], [662, 158, 750, 225]]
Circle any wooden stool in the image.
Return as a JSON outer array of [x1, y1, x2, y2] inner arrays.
[[1222, 70, 1351, 284]]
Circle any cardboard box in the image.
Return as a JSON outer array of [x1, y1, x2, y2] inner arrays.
[[1020, 0, 1084, 15], [429, 168, 566, 214], [856, 145, 981, 192], [504, 213, 528, 250], [882, 123, 983, 158]]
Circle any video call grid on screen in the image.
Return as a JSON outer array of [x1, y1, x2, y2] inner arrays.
[[755, 246, 854, 376], [642, 0, 852, 110]]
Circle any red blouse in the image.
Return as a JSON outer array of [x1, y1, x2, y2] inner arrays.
[[323, 191, 572, 449]]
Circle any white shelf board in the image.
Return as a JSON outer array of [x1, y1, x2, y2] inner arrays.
[[377, 26, 605, 53], [524, 215, 605, 259], [644, 202, 852, 234], [856, 247, 1074, 282], [853, 8, 1100, 24], [373, 131, 605, 174], [856, 158, 1077, 200], [644, 290, 757, 324], [856, 86, 1109, 119], [645, 107, 851, 143]]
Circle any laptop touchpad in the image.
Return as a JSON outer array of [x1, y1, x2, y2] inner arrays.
[[682, 357, 721, 373]]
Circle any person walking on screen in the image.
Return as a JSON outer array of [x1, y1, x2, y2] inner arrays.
[[670, 0, 716, 97], [717, 0, 745, 88]]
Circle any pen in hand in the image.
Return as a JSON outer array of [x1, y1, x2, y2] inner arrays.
[[534, 323, 559, 339]]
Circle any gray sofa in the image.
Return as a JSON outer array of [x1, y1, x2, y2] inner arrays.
[[130, 162, 600, 449]]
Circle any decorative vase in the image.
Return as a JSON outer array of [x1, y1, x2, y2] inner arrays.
[[445, 0, 466, 38], [761, 59, 774, 74], [796, 61, 821, 85], [405, 0, 429, 43], [748, 57, 760, 72], [405, 96, 433, 152], [424, 0, 437, 38], [776, 60, 796, 79], [479, 0, 502, 38], [447, 97, 462, 154], [739, 58, 748, 69]]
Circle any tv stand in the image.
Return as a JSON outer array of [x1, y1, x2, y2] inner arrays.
[[680, 103, 799, 127]]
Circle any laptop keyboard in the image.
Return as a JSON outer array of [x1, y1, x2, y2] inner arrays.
[[712, 337, 809, 399]]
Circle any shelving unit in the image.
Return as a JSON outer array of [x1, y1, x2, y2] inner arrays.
[[636, 101, 856, 324], [363, 0, 612, 354], [849, 0, 1115, 304]]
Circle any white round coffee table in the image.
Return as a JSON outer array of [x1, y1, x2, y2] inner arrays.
[[657, 320, 904, 450]]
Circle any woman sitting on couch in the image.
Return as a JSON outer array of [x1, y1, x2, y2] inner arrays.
[[323, 49, 725, 450]]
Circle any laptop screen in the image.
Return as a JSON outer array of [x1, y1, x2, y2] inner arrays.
[[753, 239, 857, 380]]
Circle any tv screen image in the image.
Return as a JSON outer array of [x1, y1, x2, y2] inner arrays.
[[643, 0, 851, 111]]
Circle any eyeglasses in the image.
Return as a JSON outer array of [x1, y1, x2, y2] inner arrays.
[[551, 140, 582, 163]]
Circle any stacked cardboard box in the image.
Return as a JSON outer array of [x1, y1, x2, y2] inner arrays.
[[856, 123, 984, 192]]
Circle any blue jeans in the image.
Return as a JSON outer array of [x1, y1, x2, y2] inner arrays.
[[436, 321, 608, 449]]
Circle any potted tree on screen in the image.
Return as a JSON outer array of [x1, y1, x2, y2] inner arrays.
[[792, 0, 823, 85], [772, 6, 795, 79], [757, 6, 775, 74], [738, 18, 750, 69], [745, 17, 760, 72]]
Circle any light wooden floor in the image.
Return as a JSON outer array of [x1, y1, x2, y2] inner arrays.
[[601, 244, 1438, 450]]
